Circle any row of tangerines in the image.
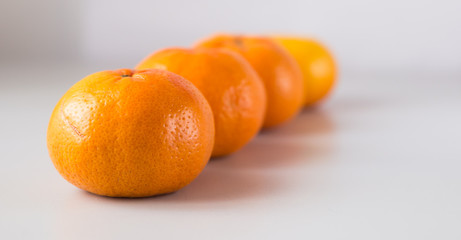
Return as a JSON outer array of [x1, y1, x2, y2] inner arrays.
[[47, 34, 336, 198]]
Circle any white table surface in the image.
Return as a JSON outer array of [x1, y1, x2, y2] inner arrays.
[[1, 63, 460, 240]]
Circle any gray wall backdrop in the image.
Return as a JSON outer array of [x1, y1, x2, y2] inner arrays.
[[1, 0, 460, 73]]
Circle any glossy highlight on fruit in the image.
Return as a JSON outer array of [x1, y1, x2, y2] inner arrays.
[[136, 47, 267, 157], [47, 69, 215, 197], [196, 34, 304, 128]]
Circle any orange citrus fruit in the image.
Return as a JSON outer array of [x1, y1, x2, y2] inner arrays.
[[47, 69, 215, 197], [273, 36, 337, 106], [136, 48, 267, 157], [195, 34, 304, 128]]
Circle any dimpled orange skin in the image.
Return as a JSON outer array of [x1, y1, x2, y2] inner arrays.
[[136, 48, 267, 157], [195, 34, 304, 128], [46, 69, 215, 197], [273, 37, 337, 107]]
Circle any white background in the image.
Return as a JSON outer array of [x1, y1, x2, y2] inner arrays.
[[1, 0, 461, 72], [1, 0, 461, 239]]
